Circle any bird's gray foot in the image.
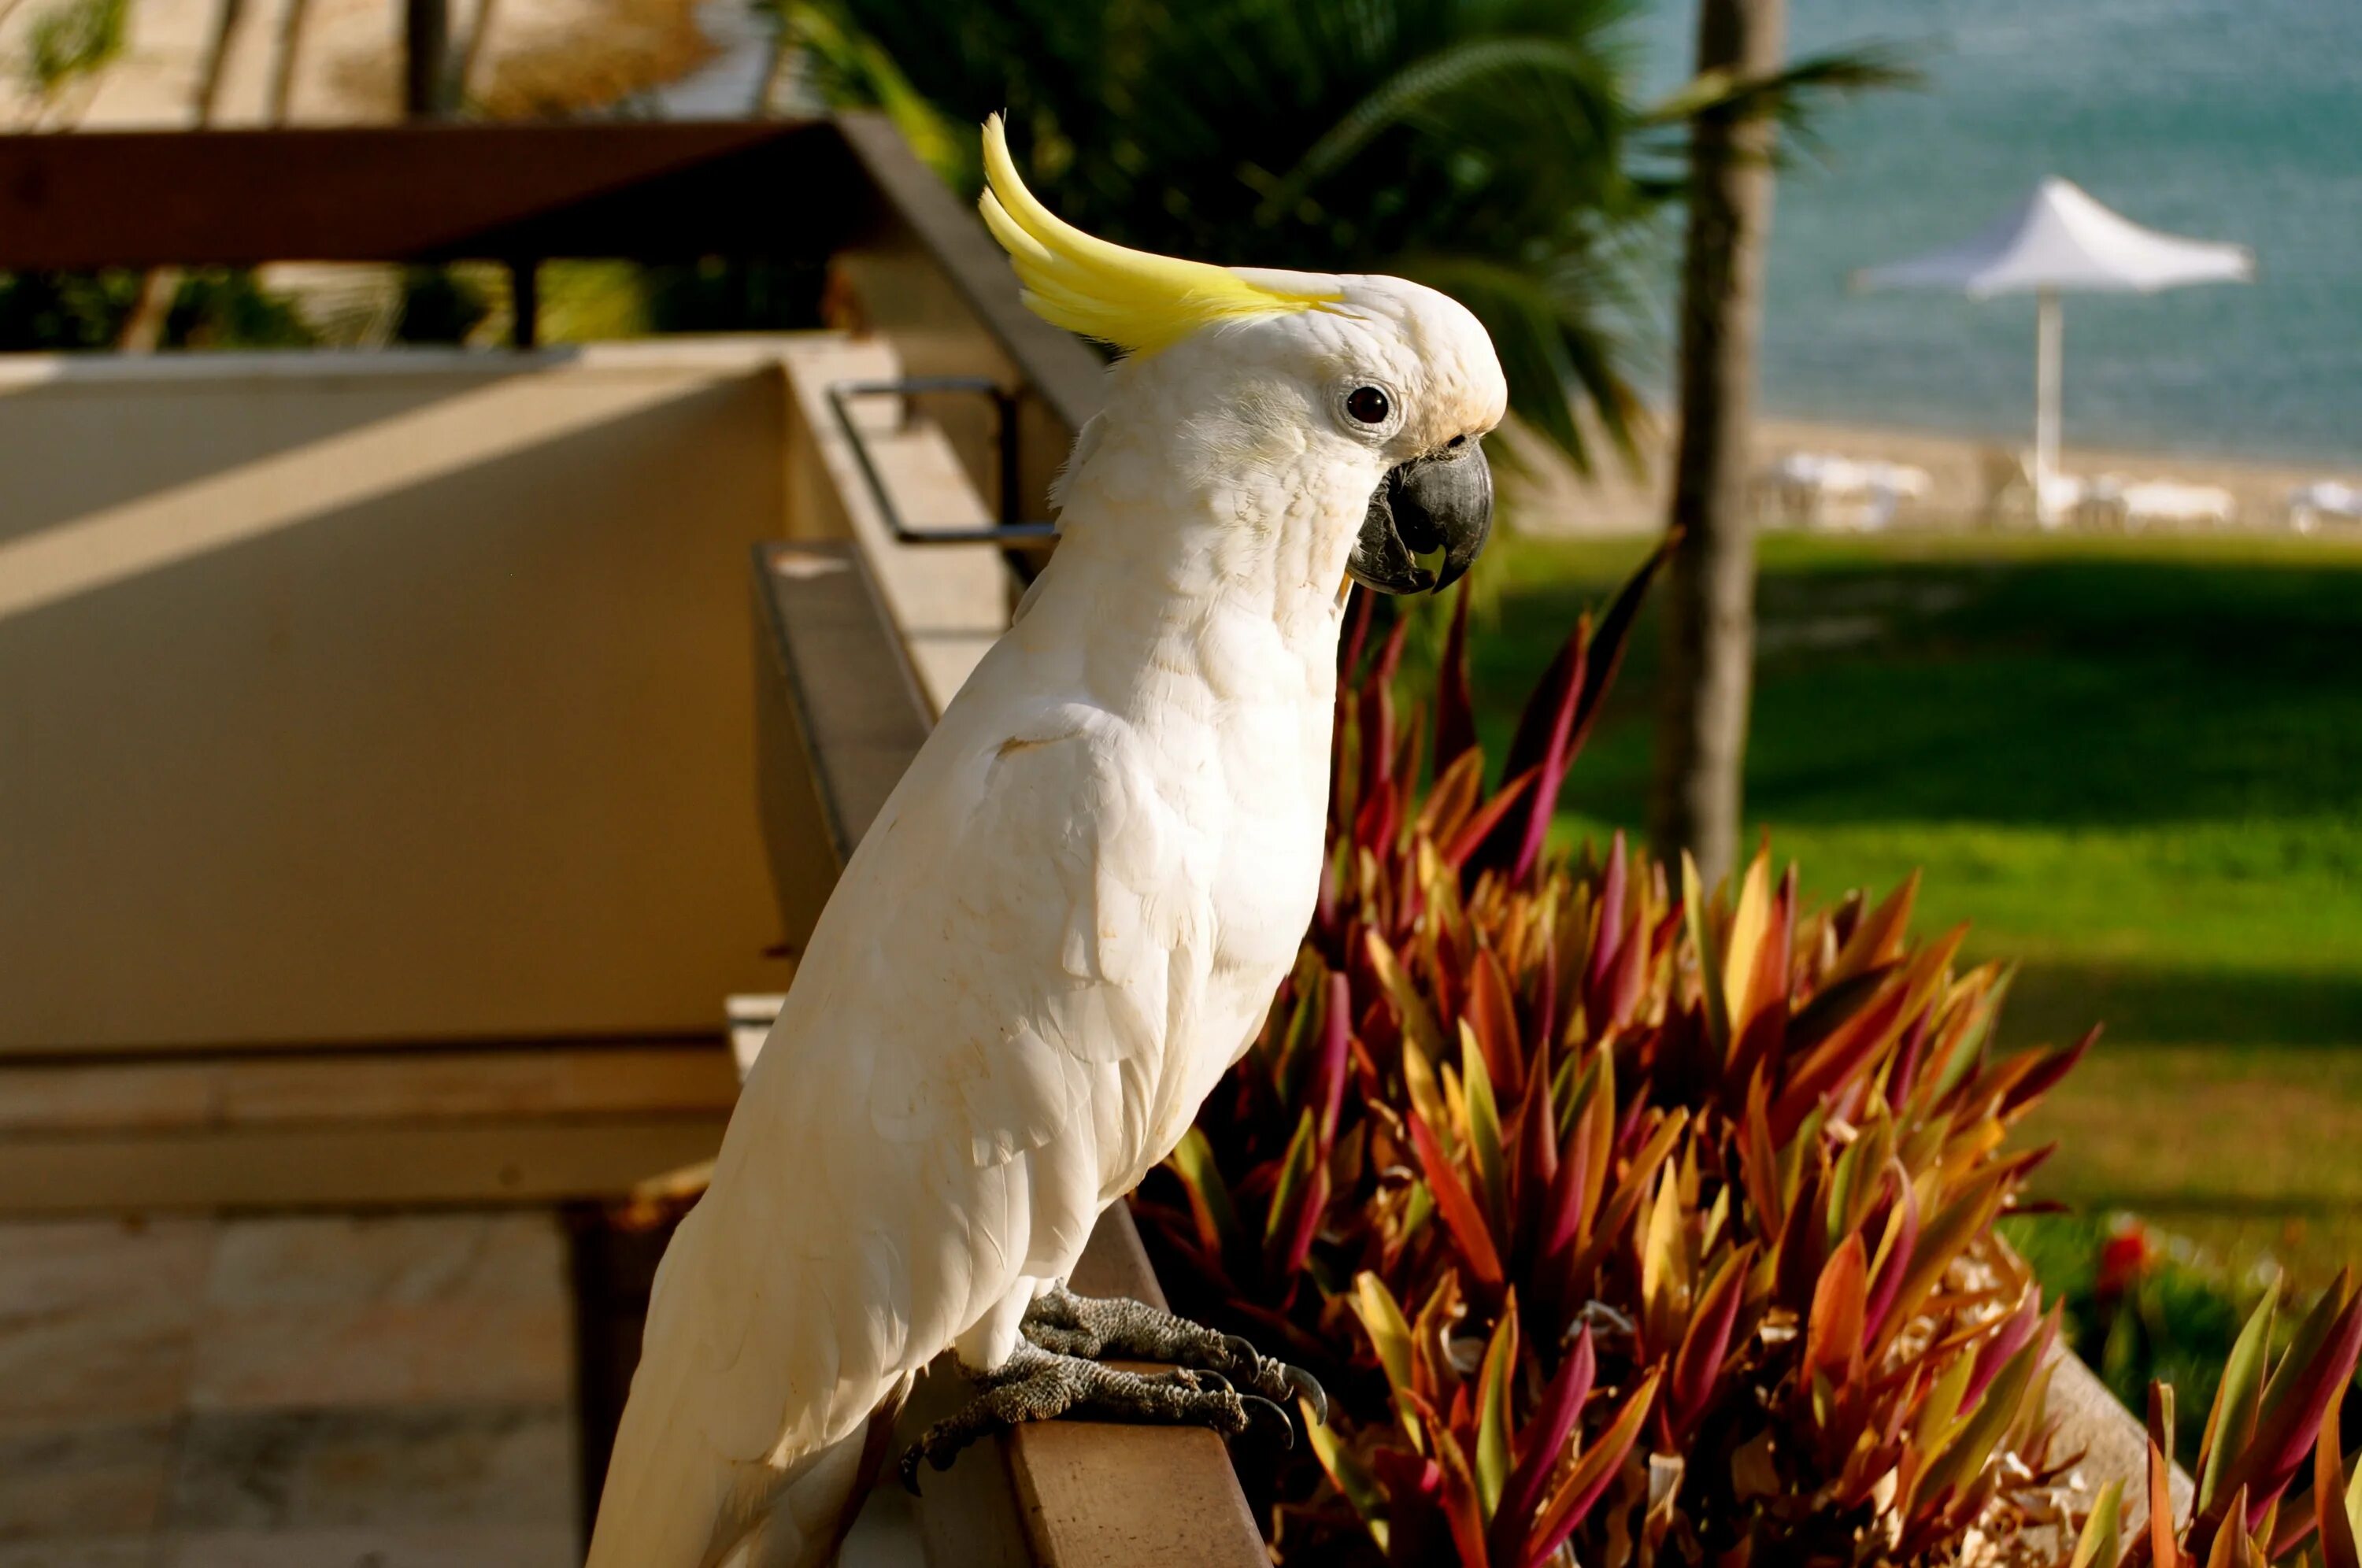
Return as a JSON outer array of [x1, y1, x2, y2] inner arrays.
[[898, 1341, 1287, 1492], [1017, 1284, 1329, 1426]]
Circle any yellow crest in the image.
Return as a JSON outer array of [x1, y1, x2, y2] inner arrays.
[[979, 114, 1339, 357]]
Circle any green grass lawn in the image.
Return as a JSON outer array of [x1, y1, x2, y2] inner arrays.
[[1462, 527, 2362, 1279]]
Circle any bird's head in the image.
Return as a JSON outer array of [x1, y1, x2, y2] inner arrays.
[[979, 116, 1505, 597]]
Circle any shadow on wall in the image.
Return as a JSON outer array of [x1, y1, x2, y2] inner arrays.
[[0, 350, 552, 549], [0, 346, 805, 1053]]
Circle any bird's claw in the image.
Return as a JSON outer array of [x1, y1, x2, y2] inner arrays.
[[1280, 1363, 1330, 1427], [894, 1343, 1289, 1490], [1220, 1331, 1327, 1429], [1239, 1393, 1294, 1450], [1009, 1290, 1327, 1441], [898, 1431, 964, 1496]]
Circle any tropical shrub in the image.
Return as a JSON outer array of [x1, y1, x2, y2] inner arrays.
[[1134, 547, 2108, 1566], [2064, 1272, 2362, 1568]]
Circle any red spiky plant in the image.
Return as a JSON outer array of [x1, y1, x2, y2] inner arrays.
[[1133, 542, 2106, 1566]]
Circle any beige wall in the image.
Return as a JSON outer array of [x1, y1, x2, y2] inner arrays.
[[0, 342, 811, 1052]]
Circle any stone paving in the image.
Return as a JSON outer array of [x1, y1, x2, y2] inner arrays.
[[0, 1211, 579, 1568]]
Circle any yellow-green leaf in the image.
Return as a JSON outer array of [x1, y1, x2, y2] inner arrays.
[[1926, 958, 2012, 1105], [2199, 1294, 2276, 1514], [1583, 1049, 1617, 1239], [1460, 1022, 1509, 1237], [1164, 1127, 1241, 1256], [1403, 1039, 1457, 1163], [1475, 1303, 1518, 1515], [2070, 1477, 2124, 1568], [1683, 852, 1731, 1056], [1916, 1348, 1976, 1455], [1366, 930, 1443, 1061], [1305, 1409, 1390, 1551], [1723, 845, 1772, 1030], [1922, 1336, 2042, 1504], [1350, 1270, 1415, 1395], [1261, 1108, 1322, 1251], [1641, 1168, 1690, 1350], [2203, 1487, 2249, 1568], [2348, 1434, 2362, 1548]]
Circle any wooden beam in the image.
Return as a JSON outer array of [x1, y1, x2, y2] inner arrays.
[[0, 120, 864, 269]]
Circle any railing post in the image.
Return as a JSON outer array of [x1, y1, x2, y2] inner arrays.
[[402, 0, 450, 118]]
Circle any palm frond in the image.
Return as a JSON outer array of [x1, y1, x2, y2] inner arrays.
[[1642, 43, 1924, 130], [1254, 36, 1620, 224]]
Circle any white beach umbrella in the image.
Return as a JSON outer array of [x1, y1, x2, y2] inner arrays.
[[1854, 177, 2253, 523]]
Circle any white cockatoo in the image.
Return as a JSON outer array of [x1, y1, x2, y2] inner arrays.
[[585, 115, 1505, 1568]]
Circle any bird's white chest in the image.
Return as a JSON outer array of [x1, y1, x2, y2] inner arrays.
[[1101, 656, 1334, 1192]]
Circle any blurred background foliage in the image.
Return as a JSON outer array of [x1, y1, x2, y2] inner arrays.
[[790, 0, 1900, 472], [0, 268, 313, 349], [0, 0, 1897, 469]]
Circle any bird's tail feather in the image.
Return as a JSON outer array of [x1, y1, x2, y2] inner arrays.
[[583, 1365, 742, 1568], [585, 1361, 908, 1568]]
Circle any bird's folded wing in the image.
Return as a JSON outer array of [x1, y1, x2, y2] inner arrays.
[[658, 705, 1205, 1464]]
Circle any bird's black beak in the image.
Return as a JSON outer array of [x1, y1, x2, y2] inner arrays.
[[1347, 438, 1493, 596]]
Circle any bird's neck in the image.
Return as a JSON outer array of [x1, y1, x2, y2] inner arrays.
[[1028, 522, 1349, 727], [1020, 433, 1372, 719]]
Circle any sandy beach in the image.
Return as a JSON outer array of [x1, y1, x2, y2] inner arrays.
[[1513, 412, 2362, 537]]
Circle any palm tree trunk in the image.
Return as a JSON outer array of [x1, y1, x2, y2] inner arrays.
[[1650, 0, 1786, 886]]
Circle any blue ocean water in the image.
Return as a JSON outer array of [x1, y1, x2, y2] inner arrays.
[[1637, 0, 2362, 465]]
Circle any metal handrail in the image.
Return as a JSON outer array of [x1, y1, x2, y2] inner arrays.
[[826, 376, 1061, 547]]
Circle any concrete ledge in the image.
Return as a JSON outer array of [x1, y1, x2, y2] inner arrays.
[[0, 1042, 738, 1213]]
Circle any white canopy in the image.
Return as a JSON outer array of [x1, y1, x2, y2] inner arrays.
[[1856, 176, 2253, 297], [1853, 178, 2253, 523]]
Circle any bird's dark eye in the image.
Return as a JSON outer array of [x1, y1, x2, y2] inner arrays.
[[1346, 386, 1391, 424]]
